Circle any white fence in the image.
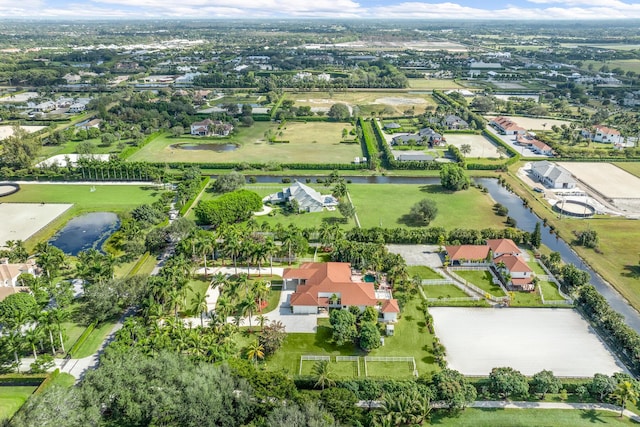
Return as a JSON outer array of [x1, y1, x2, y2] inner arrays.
[[425, 296, 481, 303], [535, 259, 573, 305], [299, 355, 330, 375], [364, 356, 418, 377], [422, 279, 455, 285], [447, 269, 509, 304], [336, 356, 361, 376]]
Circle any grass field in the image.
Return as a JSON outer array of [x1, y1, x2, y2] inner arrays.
[[406, 78, 464, 90], [299, 358, 360, 378], [268, 296, 437, 377], [0, 386, 37, 420], [430, 408, 638, 426], [582, 59, 640, 74], [539, 280, 567, 302], [348, 184, 504, 230], [40, 138, 127, 158], [128, 122, 362, 164], [615, 162, 640, 178], [422, 284, 470, 299], [407, 265, 442, 280], [456, 270, 506, 297], [72, 320, 116, 358]]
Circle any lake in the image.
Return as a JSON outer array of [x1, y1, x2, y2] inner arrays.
[[49, 212, 120, 256]]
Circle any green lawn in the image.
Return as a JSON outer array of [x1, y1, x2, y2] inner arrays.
[[455, 270, 506, 297], [430, 408, 639, 426], [539, 280, 567, 302], [407, 266, 442, 280], [267, 297, 437, 377], [508, 290, 544, 307], [0, 386, 37, 421], [349, 184, 504, 230], [128, 122, 362, 164], [40, 137, 129, 158], [422, 284, 470, 299], [72, 320, 116, 359], [49, 373, 76, 388], [407, 78, 464, 90], [615, 162, 640, 179], [298, 359, 360, 378]]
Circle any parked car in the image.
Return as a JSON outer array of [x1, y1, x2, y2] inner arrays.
[[533, 187, 544, 193]]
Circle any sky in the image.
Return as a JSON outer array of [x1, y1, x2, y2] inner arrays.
[[2, 0, 640, 20]]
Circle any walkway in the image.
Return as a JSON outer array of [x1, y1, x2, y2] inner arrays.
[[471, 401, 640, 422]]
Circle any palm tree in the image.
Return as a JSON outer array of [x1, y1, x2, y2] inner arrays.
[[191, 290, 209, 327], [312, 360, 335, 390], [256, 314, 267, 330], [6, 330, 24, 367], [25, 327, 42, 360], [196, 232, 214, 278], [253, 280, 270, 311], [49, 308, 69, 353], [612, 381, 638, 417], [246, 340, 264, 365]]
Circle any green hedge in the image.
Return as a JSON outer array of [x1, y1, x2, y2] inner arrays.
[[67, 322, 96, 358], [162, 162, 367, 171], [358, 117, 380, 170], [0, 375, 46, 387], [178, 176, 210, 216], [33, 370, 60, 395]]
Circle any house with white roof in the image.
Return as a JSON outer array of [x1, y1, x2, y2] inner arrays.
[[263, 181, 338, 213], [581, 125, 623, 144], [530, 161, 576, 189]]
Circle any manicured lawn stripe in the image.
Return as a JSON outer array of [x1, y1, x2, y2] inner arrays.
[[71, 321, 116, 359], [0, 386, 37, 421], [456, 270, 506, 297], [422, 284, 470, 299], [407, 265, 442, 280], [429, 408, 638, 426]]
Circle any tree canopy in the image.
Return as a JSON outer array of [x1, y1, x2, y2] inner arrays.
[[440, 164, 470, 191], [195, 190, 262, 226]]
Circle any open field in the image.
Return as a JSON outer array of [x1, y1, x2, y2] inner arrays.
[[560, 162, 640, 200], [615, 162, 640, 178], [455, 270, 506, 297], [485, 115, 572, 130], [407, 265, 442, 280], [129, 123, 362, 164], [406, 78, 464, 90], [445, 133, 500, 158], [430, 307, 626, 376], [0, 386, 37, 420], [0, 125, 45, 141], [583, 59, 640, 73], [348, 183, 504, 230], [430, 408, 638, 426], [0, 203, 71, 247], [291, 91, 436, 116], [0, 91, 38, 102], [268, 297, 437, 377]]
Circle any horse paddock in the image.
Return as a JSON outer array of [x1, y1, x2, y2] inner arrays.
[[0, 203, 72, 247], [430, 307, 626, 377]]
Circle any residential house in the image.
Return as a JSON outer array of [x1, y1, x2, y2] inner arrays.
[[445, 238, 535, 291], [263, 181, 338, 213], [0, 287, 30, 303], [63, 73, 81, 84], [68, 103, 86, 113], [444, 115, 469, 130], [581, 125, 623, 144], [391, 128, 442, 147], [32, 101, 56, 113], [383, 122, 402, 131], [76, 118, 102, 130], [190, 119, 234, 136], [0, 259, 37, 287], [418, 128, 444, 146], [530, 161, 576, 189], [490, 116, 526, 135], [283, 262, 400, 322]]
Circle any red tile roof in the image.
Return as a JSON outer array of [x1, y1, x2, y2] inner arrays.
[[595, 125, 620, 136], [285, 262, 398, 311], [494, 254, 532, 274], [380, 299, 400, 313], [492, 116, 525, 132], [486, 239, 521, 256], [445, 245, 490, 262]]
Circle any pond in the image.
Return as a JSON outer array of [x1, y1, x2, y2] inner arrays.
[[171, 143, 238, 152], [49, 212, 120, 256]]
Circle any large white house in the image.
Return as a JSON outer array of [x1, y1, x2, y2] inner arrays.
[[190, 119, 233, 136], [0, 259, 37, 287], [263, 181, 338, 213], [283, 262, 400, 322], [581, 125, 623, 144], [531, 161, 576, 189]]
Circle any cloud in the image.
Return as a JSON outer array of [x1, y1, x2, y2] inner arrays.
[[369, 1, 640, 19]]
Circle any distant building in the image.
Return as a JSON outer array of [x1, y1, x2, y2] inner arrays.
[[516, 135, 553, 156], [68, 103, 86, 113], [490, 116, 526, 135], [396, 153, 434, 162], [392, 128, 442, 147], [190, 119, 233, 136], [32, 101, 56, 113], [0, 259, 37, 287], [443, 114, 469, 130]]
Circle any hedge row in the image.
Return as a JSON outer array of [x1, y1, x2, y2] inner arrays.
[[357, 117, 380, 170], [67, 322, 97, 358], [162, 162, 367, 171], [178, 176, 210, 216], [33, 370, 60, 395]]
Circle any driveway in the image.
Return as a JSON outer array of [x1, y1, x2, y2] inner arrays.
[[386, 244, 443, 267], [227, 290, 322, 333]]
